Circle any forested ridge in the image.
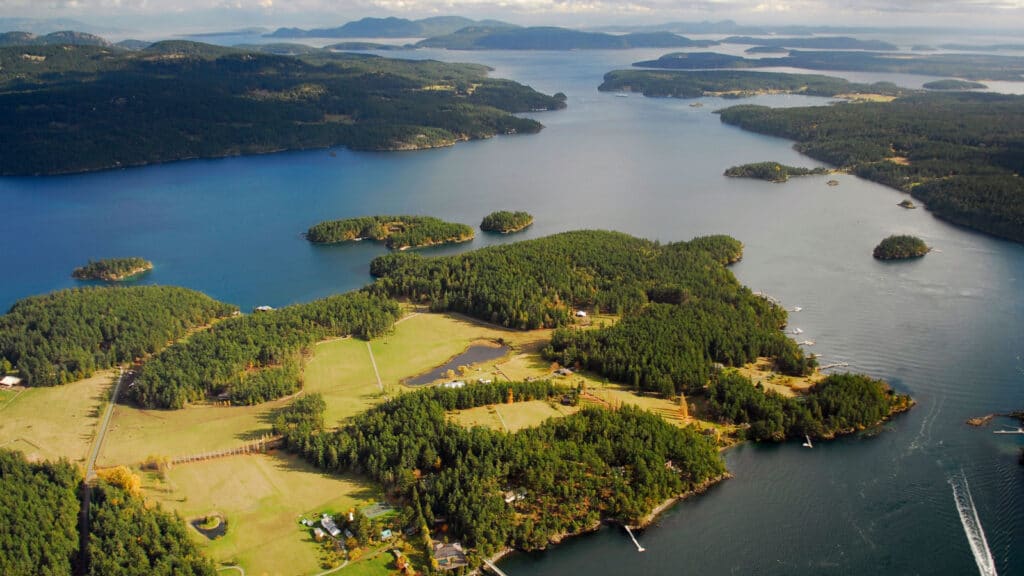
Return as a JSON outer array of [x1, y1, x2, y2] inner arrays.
[[72, 257, 153, 281], [0, 286, 235, 387], [0, 450, 213, 576], [130, 292, 400, 409], [718, 93, 1024, 243], [277, 383, 725, 562], [599, 69, 905, 99], [371, 230, 812, 395], [306, 215, 474, 249], [480, 210, 534, 233], [0, 42, 565, 175], [707, 372, 913, 441]]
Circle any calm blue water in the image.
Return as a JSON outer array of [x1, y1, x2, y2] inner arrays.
[[2, 48, 1022, 575]]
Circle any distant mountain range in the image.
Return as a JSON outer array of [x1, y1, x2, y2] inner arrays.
[[0, 30, 110, 47], [415, 27, 717, 50], [266, 16, 512, 39]]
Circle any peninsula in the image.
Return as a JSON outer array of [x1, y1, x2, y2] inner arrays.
[[724, 162, 828, 182], [873, 235, 930, 260], [0, 40, 565, 176], [480, 210, 534, 233], [306, 215, 475, 250], [599, 69, 905, 99], [72, 257, 153, 281], [718, 93, 1024, 243]]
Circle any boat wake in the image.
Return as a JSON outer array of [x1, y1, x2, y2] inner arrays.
[[949, 470, 998, 576]]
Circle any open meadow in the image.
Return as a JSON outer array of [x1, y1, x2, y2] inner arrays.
[[0, 369, 112, 463], [144, 451, 380, 576]]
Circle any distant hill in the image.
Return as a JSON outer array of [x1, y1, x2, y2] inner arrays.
[[0, 30, 110, 47], [267, 16, 513, 39], [721, 36, 898, 51], [0, 17, 109, 35], [416, 26, 717, 50], [182, 27, 270, 38], [115, 39, 152, 51]]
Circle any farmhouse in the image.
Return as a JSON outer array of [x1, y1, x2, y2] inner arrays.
[[432, 541, 468, 571], [575, 310, 587, 317], [320, 514, 341, 538], [0, 375, 22, 388]]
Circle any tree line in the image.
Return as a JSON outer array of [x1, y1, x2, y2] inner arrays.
[[276, 383, 725, 565], [130, 291, 400, 409], [0, 286, 236, 387]]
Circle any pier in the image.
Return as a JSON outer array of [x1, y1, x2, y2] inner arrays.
[[625, 525, 646, 552], [483, 559, 510, 576]]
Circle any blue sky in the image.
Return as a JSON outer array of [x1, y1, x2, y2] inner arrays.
[[2, 0, 1022, 33]]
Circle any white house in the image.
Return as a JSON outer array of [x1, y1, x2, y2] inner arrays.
[[575, 310, 587, 318], [0, 375, 22, 388]]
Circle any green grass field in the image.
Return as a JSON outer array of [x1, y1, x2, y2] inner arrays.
[[146, 451, 380, 576], [0, 370, 112, 463], [448, 400, 577, 432]]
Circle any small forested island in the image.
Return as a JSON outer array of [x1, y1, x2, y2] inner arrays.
[[873, 235, 930, 260], [0, 449, 215, 576], [72, 257, 153, 281], [306, 215, 475, 250], [0, 41, 565, 175], [718, 92, 1024, 243], [480, 210, 534, 233], [923, 79, 988, 90], [724, 162, 827, 182], [0, 286, 235, 386], [599, 69, 905, 99], [898, 199, 917, 209]]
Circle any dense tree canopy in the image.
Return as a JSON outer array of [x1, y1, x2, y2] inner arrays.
[[306, 215, 474, 249], [0, 286, 235, 387], [0, 451, 80, 576], [130, 292, 400, 408], [72, 258, 153, 281], [88, 482, 215, 576], [0, 42, 565, 175], [707, 371, 912, 441], [480, 210, 534, 233], [278, 382, 725, 562], [873, 235, 930, 260], [719, 93, 1024, 243]]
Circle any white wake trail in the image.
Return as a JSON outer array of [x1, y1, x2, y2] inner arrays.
[[949, 471, 998, 576]]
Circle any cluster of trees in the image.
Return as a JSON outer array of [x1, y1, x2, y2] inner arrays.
[[545, 300, 812, 396], [277, 382, 725, 562], [718, 92, 1024, 243], [0, 449, 213, 576], [0, 42, 566, 176], [0, 450, 80, 575], [72, 257, 153, 281], [0, 286, 235, 387], [707, 371, 912, 441], [599, 69, 904, 99], [370, 230, 746, 329], [634, 50, 1024, 81], [479, 210, 533, 233], [724, 162, 828, 182], [130, 292, 400, 408], [87, 482, 214, 576], [306, 215, 474, 249], [873, 235, 930, 260]]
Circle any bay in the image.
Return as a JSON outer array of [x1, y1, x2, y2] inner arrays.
[[1, 48, 1021, 575]]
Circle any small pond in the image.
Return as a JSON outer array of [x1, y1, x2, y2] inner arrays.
[[405, 343, 510, 386]]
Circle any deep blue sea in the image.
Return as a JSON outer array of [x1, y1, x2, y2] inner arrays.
[[2, 46, 1022, 575]]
